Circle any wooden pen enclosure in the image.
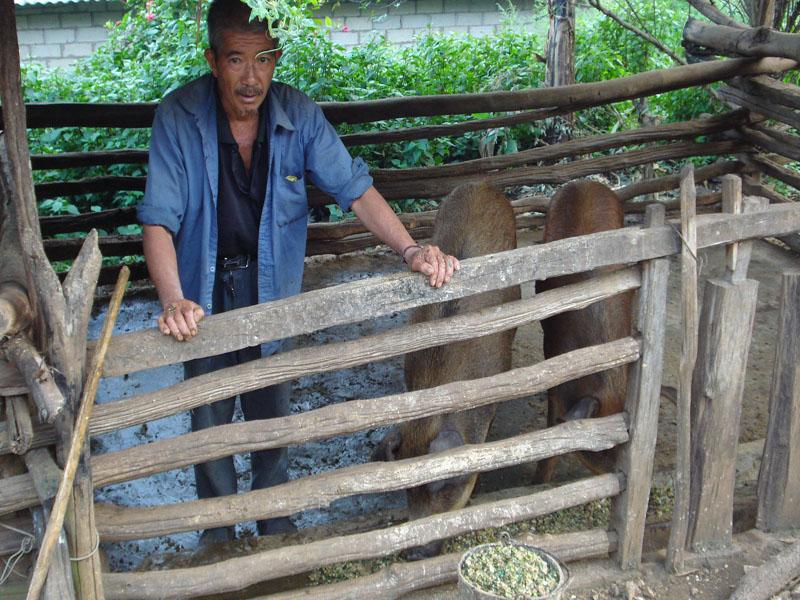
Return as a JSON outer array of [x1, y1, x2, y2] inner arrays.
[[4, 1, 800, 597]]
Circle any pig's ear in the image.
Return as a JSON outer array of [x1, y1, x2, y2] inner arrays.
[[371, 429, 402, 462]]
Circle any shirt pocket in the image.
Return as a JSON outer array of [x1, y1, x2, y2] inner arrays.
[[275, 167, 309, 227]]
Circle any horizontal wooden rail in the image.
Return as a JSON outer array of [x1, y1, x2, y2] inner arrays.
[[97, 222, 678, 376], [92, 413, 628, 541], [617, 160, 743, 202], [372, 110, 748, 182], [718, 85, 800, 130], [102, 474, 622, 599], [92, 336, 639, 488], [4, 57, 792, 130], [747, 154, 800, 191], [263, 528, 616, 600], [31, 149, 149, 170], [0, 270, 639, 458], [0, 339, 637, 517], [98, 202, 800, 377], [743, 123, 800, 163], [732, 75, 800, 110], [32, 138, 745, 203]]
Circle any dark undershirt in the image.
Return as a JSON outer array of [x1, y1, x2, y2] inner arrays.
[[215, 90, 269, 260]]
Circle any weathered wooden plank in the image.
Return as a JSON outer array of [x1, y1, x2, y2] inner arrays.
[[101, 474, 622, 599], [717, 85, 800, 131], [734, 75, 800, 110], [97, 201, 800, 378], [617, 160, 744, 203], [668, 164, 699, 573], [747, 154, 800, 191], [684, 18, 800, 62], [30, 149, 148, 170], [688, 278, 759, 550], [98, 226, 675, 377], [731, 196, 769, 282], [0, 338, 639, 516], [263, 529, 616, 600], [611, 205, 670, 569], [722, 175, 743, 274], [729, 539, 800, 600], [5, 395, 32, 455], [740, 125, 800, 165], [93, 337, 639, 488], [686, 0, 748, 28], [93, 269, 639, 435], [94, 415, 628, 541], [4, 334, 66, 424], [23, 448, 62, 502], [757, 272, 800, 531]]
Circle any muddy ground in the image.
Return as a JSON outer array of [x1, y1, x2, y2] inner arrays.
[[76, 226, 800, 596]]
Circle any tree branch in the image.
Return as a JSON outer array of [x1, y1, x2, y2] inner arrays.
[[588, 0, 687, 64]]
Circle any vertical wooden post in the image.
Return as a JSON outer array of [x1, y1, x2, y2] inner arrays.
[[611, 204, 669, 569], [686, 175, 760, 551], [757, 271, 800, 531], [667, 163, 698, 573]]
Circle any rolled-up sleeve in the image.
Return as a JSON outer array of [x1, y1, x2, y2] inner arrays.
[[137, 105, 188, 234], [302, 103, 372, 213]]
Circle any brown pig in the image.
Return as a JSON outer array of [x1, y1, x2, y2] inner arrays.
[[376, 181, 520, 557], [535, 179, 633, 482]]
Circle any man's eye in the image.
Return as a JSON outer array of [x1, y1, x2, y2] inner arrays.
[[230, 57, 241, 64], [258, 55, 273, 64]]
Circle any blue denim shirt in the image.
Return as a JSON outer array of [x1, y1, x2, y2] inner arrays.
[[138, 75, 373, 349]]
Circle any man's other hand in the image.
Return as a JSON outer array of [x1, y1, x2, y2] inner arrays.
[[408, 244, 460, 288], [157, 299, 205, 341]]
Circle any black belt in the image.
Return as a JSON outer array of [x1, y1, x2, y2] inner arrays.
[[218, 254, 251, 270]]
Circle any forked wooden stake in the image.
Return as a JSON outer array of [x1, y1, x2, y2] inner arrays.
[[26, 266, 129, 600]]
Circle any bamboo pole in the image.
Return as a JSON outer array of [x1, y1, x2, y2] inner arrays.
[[26, 266, 128, 600], [667, 163, 698, 573]]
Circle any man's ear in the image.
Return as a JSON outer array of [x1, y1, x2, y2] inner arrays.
[[204, 48, 218, 77]]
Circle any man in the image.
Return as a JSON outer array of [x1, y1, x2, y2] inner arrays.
[[137, 0, 459, 544]]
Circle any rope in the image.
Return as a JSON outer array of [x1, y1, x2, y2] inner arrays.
[[69, 528, 100, 562], [0, 522, 35, 585]]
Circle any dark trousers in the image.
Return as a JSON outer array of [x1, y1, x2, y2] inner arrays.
[[184, 260, 292, 540]]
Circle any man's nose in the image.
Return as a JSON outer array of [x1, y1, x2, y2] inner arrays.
[[241, 61, 258, 81]]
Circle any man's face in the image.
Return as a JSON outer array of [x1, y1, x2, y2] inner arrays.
[[205, 29, 280, 120]]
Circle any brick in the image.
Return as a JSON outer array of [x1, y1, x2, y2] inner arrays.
[[330, 2, 359, 16], [47, 57, 78, 69], [386, 1, 415, 15], [448, 25, 470, 34], [62, 42, 93, 57], [444, 0, 472, 12], [468, 25, 494, 36], [17, 29, 44, 44], [44, 29, 75, 44], [371, 15, 402, 29], [330, 31, 358, 46], [481, 11, 503, 25], [15, 15, 28, 28], [386, 28, 416, 43], [415, 0, 444, 13], [61, 13, 92, 28], [30, 44, 62, 58], [76, 26, 108, 42], [429, 12, 456, 26], [26, 14, 60, 29], [343, 16, 373, 30], [402, 14, 430, 28], [17, 45, 32, 59], [456, 12, 482, 25]]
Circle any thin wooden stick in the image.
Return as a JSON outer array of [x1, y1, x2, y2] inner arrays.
[[26, 266, 129, 600], [667, 164, 698, 573]]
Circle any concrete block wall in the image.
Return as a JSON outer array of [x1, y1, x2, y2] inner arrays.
[[15, 0, 124, 69], [14, 0, 534, 69], [319, 0, 535, 48]]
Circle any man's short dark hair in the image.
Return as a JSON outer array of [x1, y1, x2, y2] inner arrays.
[[207, 0, 274, 53]]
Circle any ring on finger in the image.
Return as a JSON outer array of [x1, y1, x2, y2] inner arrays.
[[166, 304, 177, 315]]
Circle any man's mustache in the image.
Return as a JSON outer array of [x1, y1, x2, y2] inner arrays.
[[236, 85, 263, 96]]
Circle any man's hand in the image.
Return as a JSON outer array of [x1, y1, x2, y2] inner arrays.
[[158, 298, 205, 341], [407, 244, 460, 288]]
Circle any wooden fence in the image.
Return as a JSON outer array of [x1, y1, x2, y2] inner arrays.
[[4, 196, 800, 597], [10, 54, 799, 286]]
